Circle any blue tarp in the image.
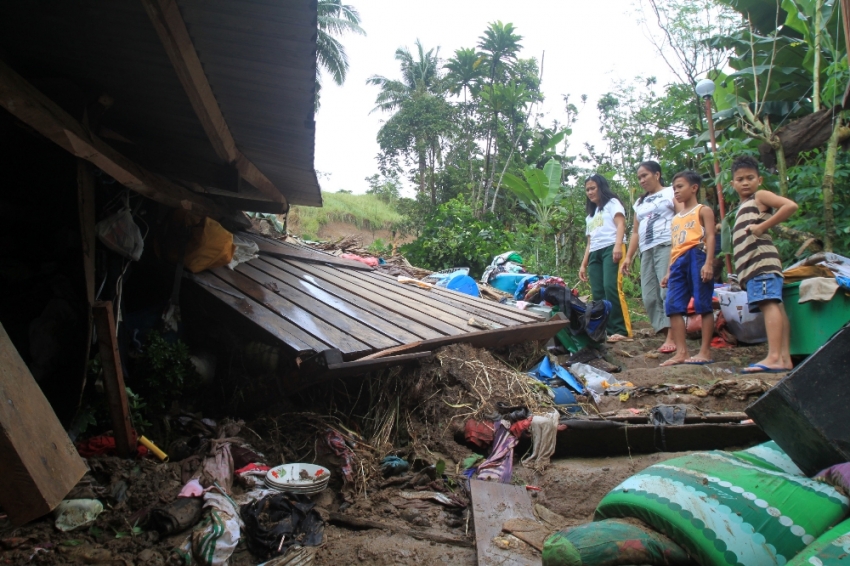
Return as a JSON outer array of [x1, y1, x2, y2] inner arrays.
[[527, 357, 586, 394]]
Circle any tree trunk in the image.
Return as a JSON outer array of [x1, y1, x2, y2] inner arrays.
[[418, 149, 426, 195], [813, 0, 823, 111], [773, 137, 790, 197], [822, 116, 842, 252]]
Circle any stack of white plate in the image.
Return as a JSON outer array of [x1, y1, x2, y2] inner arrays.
[[264, 463, 331, 495]]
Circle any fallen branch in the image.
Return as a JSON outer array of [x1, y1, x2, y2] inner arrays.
[[328, 512, 473, 548]]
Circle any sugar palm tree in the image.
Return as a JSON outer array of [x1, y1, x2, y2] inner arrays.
[[316, 0, 365, 109]]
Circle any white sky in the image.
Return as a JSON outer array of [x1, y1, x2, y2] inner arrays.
[[313, 0, 679, 197]]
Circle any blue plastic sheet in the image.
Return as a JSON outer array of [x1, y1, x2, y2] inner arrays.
[[527, 357, 586, 394]]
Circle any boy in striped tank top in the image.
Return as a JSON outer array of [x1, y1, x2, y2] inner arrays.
[[659, 171, 716, 366], [731, 156, 798, 374]]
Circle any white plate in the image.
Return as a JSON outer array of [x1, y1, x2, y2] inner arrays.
[[265, 463, 331, 487]]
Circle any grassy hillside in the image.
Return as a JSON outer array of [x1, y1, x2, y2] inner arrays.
[[288, 192, 404, 240]]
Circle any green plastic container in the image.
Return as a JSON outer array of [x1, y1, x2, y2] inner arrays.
[[783, 282, 850, 356]]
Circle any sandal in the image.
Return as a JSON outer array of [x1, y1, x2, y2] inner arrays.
[[607, 334, 633, 343]]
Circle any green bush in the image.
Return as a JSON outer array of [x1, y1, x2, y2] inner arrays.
[[400, 196, 514, 276]]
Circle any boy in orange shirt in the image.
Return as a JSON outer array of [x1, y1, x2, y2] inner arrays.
[[660, 171, 716, 366]]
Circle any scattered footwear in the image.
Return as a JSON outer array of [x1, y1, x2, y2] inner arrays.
[[657, 344, 677, 354], [607, 334, 634, 343], [741, 364, 789, 374], [684, 359, 715, 365]]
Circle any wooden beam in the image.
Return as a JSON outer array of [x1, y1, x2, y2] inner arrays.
[[76, 160, 96, 413], [0, 321, 87, 525], [92, 302, 134, 458], [141, 0, 288, 207], [0, 58, 225, 218]]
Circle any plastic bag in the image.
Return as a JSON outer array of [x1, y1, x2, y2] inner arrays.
[[96, 207, 144, 261], [228, 234, 259, 270], [181, 215, 235, 273]]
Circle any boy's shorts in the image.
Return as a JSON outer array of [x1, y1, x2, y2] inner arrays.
[[665, 247, 714, 316], [746, 272, 784, 313]]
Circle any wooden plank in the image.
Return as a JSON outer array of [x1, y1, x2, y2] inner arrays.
[[273, 258, 465, 337], [210, 268, 372, 356], [0, 321, 87, 526], [470, 480, 537, 566], [234, 263, 400, 350], [76, 160, 96, 412], [0, 58, 225, 218], [140, 0, 287, 205], [248, 258, 427, 343], [306, 262, 481, 331], [353, 270, 533, 327], [92, 302, 134, 458], [243, 233, 374, 271], [366, 270, 543, 325], [360, 319, 570, 360], [288, 352, 433, 391], [186, 272, 322, 354]]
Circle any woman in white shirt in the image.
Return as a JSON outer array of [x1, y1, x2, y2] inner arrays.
[[579, 174, 632, 341], [621, 161, 679, 353]]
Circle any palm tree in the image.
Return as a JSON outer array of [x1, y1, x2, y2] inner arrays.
[[316, 0, 365, 109], [444, 47, 483, 103], [367, 40, 447, 200], [477, 21, 523, 83]]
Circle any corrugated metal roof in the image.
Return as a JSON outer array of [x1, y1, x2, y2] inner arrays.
[[0, 0, 322, 207]]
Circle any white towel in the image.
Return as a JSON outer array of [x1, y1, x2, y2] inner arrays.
[[799, 277, 839, 303]]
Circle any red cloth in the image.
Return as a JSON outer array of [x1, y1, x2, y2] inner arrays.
[[234, 463, 270, 475], [509, 416, 533, 438], [340, 253, 379, 267], [76, 432, 148, 458], [464, 420, 495, 449]]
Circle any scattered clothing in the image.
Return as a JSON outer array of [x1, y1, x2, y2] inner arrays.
[[340, 253, 378, 267], [464, 420, 495, 450], [178, 479, 206, 498], [815, 463, 850, 497], [650, 405, 687, 426], [177, 491, 242, 566], [240, 494, 324, 561], [476, 420, 520, 483], [522, 411, 559, 470], [200, 440, 234, 494], [76, 433, 148, 458], [380, 455, 409, 476], [323, 430, 355, 484], [799, 277, 840, 303]]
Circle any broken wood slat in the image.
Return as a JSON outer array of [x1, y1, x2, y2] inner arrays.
[[0, 58, 225, 218], [0, 321, 88, 525], [92, 302, 134, 458], [140, 0, 287, 206], [242, 233, 373, 271], [470, 480, 538, 566], [305, 262, 481, 332], [276, 258, 465, 337], [596, 413, 751, 424], [340, 267, 522, 329], [210, 268, 372, 357], [289, 351, 433, 391], [248, 258, 426, 343], [234, 263, 400, 350], [185, 273, 322, 354], [329, 512, 473, 548], [365, 269, 543, 324], [380, 319, 570, 358]]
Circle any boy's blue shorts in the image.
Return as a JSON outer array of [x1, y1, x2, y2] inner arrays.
[[746, 273, 784, 313], [665, 247, 714, 316]]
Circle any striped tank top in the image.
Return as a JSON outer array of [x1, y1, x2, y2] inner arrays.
[[733, 196, 782, 284], [669, 204, 705, 265]]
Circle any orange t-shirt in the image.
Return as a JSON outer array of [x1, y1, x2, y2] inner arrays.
[[669, 204, 705, 265]]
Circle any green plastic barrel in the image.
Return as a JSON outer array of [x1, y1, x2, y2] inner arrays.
[[783, 282, 850, 356]]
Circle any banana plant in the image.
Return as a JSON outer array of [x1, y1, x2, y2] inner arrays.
[[501, 157, 563, 230]]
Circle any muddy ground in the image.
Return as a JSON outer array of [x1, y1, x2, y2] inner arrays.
[[0, 323, 784, 565]]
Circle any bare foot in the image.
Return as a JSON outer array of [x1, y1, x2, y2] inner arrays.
[[742, 358, 792, 373], [684, 357, 714, 365], [657, 343, 676, 354], [660, 356, 687, 367]]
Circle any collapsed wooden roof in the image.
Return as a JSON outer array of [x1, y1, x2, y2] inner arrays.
[[187, 235, 568, 387], [0, 0, 322, 211]]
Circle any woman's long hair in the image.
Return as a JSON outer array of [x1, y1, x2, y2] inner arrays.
[[585, 174, 621, 217], [636, 161, 665, 205]]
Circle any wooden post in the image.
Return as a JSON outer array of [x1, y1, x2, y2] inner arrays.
[[0, 321, 87, 525], [76, 161, 96, 412], [92, 301, 134, 458]]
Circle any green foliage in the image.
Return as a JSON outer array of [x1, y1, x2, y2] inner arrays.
[[134, 331, 200, 419], [400, 196, 514, 276], [125, 387, 152, 433], [289, 192, 405, 238], [367, 238, 393, 256], [365, 172, 402, 202], [315, 0, 365, 109]]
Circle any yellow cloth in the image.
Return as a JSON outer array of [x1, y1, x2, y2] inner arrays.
[[782, 265, 834, 284]]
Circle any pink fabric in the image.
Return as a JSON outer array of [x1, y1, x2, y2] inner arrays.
[[476, 421, 519, 483], [340, 253, 378, 267], [178, 478, 205, 498]]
